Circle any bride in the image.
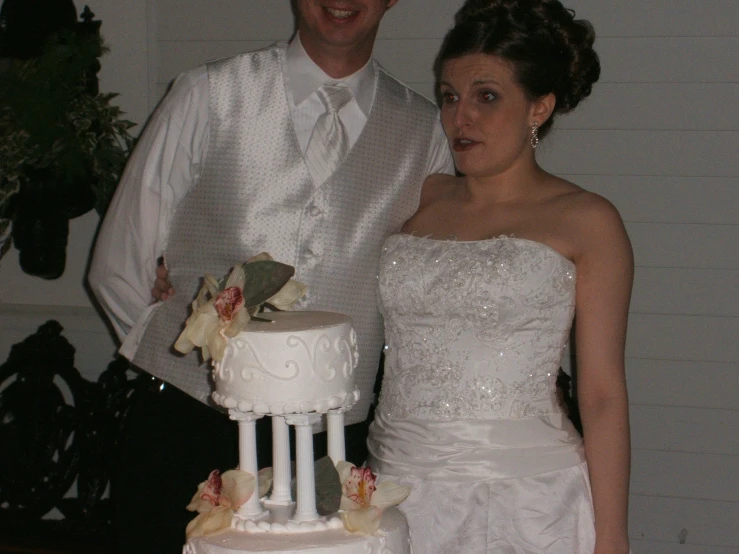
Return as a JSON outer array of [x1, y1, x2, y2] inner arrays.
[[367, 1, 632, 553]]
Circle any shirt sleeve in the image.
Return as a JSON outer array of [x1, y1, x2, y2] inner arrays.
[[88, 67, 210, 342], [424, 117, 455, 177]]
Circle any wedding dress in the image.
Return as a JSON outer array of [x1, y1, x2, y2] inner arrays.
[[367, 234, 596, 553]]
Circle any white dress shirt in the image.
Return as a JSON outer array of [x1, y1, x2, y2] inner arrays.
[[286, 36, 375, 152], [89, 34, 454, 343]]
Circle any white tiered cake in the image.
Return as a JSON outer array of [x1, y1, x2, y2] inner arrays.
[[183, 311, 411, 554], [212, 312, 360, 417]]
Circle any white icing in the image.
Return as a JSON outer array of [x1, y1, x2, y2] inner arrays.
[[184, 507, 410, 554], [187, 312, 412, 554], [232, 511, 344, 534], [212, 312, 360, 415]]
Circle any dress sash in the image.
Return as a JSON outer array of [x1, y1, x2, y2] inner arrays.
[[368, 411, 585, 482]]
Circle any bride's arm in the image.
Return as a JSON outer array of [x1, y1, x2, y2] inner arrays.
[[570, 193, 633, 554]]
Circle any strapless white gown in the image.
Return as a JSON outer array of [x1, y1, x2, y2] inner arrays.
[[367, 234, 596, 553]]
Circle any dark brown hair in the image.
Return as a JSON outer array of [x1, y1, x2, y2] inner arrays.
[[436, 0, 600, 138]]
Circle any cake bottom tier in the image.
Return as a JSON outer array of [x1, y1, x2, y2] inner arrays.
[[184, 508, 410, 554]]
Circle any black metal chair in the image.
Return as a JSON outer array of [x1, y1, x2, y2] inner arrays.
[[0, 321, 142, 553]]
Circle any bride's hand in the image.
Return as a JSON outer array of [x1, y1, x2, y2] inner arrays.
[[151, 261, 174, 301]]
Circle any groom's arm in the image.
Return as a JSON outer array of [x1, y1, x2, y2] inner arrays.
[[89, 68, 209, 340], [425, 119, 455, 177]]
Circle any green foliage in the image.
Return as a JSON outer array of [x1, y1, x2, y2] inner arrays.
[[240, 260, 297, 309], [287, 456, 342, 516], [0, 28, 136, 223]]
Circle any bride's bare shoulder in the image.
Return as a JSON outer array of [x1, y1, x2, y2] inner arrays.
[[401, 174, 460, 234], [554, 184, 631, 262], [418, 173, 459, 209], [557, 186, 623, 227]]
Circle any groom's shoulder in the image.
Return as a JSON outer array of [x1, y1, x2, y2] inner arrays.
[[376, 62, 439, 117], [206, 42, 281, 72]]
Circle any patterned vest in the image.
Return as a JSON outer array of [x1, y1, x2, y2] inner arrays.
[[131, 44, 441, 424]]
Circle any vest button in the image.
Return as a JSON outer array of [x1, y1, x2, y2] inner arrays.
[[309, 206, 321, 217]]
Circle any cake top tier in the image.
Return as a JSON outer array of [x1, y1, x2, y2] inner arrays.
[[245, 311, 351, 333], [212, 311, 360, 415]]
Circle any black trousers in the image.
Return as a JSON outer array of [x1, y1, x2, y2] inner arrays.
[[113, 378, 373, 554]]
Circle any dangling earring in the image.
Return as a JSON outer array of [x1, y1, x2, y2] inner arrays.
[[530, 122, 539, 150]]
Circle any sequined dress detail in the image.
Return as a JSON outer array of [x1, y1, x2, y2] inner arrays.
[[367, 234, 598, 553]]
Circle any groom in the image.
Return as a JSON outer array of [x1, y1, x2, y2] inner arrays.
[[89, 1, 452, 552]]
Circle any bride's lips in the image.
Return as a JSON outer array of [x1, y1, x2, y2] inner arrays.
[[323, 6, 360, 23], [452, 137, 481, 152]]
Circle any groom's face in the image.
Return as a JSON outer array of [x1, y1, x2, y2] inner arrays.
[[296, 0, 398, 60]]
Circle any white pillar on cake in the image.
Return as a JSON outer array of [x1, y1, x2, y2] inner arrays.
[[268, 415, 293, 505], [286, 413, 322, 523], [326, 408, 348, 463], [208, 312, 362, 533], [229, 411, 267, 519]]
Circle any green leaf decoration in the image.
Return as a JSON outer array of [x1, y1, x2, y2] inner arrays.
[[241, 260, 295, 309], [288, 456, 342, 516], [314, 456, 342, 516]]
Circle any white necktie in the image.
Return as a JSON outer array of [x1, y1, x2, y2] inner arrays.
[[304, 83, 353, 185]]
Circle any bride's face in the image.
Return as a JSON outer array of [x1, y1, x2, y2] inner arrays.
[[439, 53, 539, 179]]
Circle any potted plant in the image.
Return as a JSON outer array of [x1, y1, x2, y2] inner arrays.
[[0, 4, 135, 278]]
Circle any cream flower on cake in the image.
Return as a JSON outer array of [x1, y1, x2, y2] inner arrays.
[[174, 254, 307, 362], [267, 278, 308, 311], [174, 265, 251, 362], [185, 469, 255, 539], [337, 461, 411, 535], [185, 468, 274, 539]]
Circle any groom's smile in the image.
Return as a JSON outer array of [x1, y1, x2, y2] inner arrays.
[[324, 6, 360, 21], [297, 0, 399, 66]]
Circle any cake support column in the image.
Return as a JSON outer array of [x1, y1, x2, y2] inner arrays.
[[229, 410, 267, 519], [286, 414, 322, 523], [326, 408, 348, 463], [267, 415, 293, 505]]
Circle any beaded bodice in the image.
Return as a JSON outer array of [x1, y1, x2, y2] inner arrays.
[[377, 234, 576, 421]]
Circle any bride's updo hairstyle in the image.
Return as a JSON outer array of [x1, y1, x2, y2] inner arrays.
[[436, 0, 600, 139]]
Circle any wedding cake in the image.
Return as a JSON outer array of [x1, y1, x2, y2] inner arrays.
[[184, 509, 411, 554], [211, 311, 360, 416], [182, 310, 412, 554]]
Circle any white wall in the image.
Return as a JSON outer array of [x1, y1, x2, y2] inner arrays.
[[547, 3, 739, 552], [1, 1, 736, 550]]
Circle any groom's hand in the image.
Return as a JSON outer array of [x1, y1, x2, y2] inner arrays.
[[151, 261, 174, 301]]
